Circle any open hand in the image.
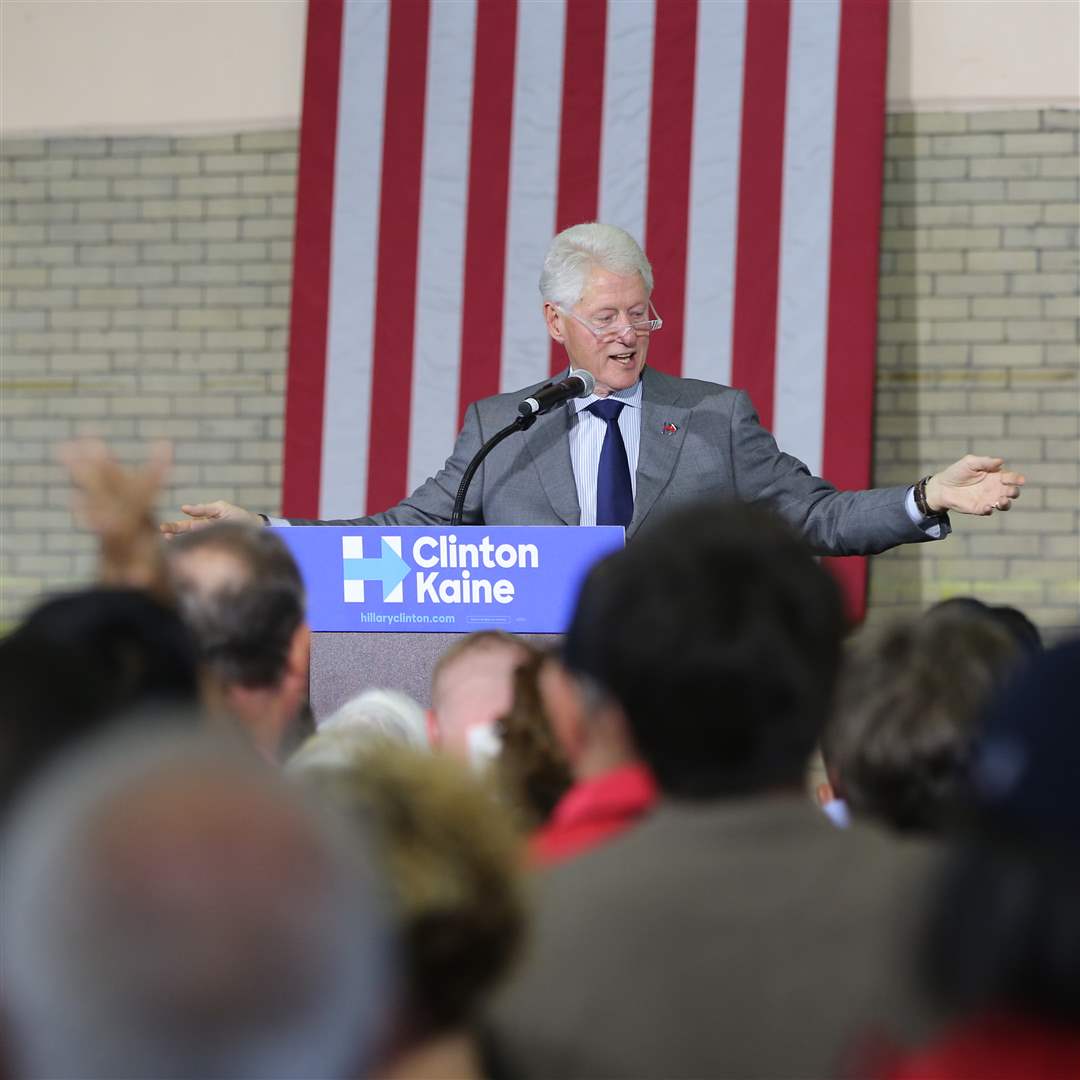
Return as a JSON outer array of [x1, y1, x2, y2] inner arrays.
[[925, 455, 1025, 516], [159, 500, 264, 536], [57, 438, 172, 592]]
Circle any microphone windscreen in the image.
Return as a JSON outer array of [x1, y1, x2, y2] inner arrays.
[[570, 369, 596, 397]]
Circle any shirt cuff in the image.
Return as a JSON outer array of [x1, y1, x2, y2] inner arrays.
[[904, 486, 950, 540], [263, 515, 290, 527]]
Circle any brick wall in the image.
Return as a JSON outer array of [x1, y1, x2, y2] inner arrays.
[[869, 108, 1079, 635], [1, 111, 1077, 632], [1, 132, 296, 623]]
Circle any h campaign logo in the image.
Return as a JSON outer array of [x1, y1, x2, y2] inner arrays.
[[342, 536, 410, 603]]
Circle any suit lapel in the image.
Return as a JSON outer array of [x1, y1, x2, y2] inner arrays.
[[523, 402, 580, 525], [631, 367, 690, 537]]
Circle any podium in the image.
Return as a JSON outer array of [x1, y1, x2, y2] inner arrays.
[[274, 525, 624, 718]]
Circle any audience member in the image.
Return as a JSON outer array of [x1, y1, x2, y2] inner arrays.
[[319, 687, 429, 748], [524, 655, 656, 865], [0, 726, 394, 1079], [885, 639, 1080, 1079], [0, 587, 201, 816], [291, 736, 527, 1079], [166, 522, 312, 762], [429, 631, 538, 767], [823, 612, 1025, 834], [493, 652, 573, 832], [488, 501, 937, 1079], [925, 595, 1043, 657]]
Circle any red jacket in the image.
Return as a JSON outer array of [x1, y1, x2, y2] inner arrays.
[[529, 762, 657, 866]]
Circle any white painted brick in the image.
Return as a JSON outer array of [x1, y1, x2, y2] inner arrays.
[[1039, 249, 1080, 271], [931, 134, 1001, 156], [972, 297, 1041, 317], [76, 201, 139, 222], [176, 220, 239, 241], [931, 321, 1004, 343], [1007, 179, 1078, 201], [112, 306, 176, 326], [142, 199, 204, 220], [972, 204, 1042, 226], [971, 344, 1044, 366], [139, 156, 200, 177], [1012, 273, 1080, 295], [934, 179, 1006, 203], [968, 111, 1040, 133], [1041, 156, 1080, 179], [203, 153, 267, 174], [113, 177, 176, 198], [80, 244, 139, 264], [113, 222, 175, 242], [140, 287, 202, 305]]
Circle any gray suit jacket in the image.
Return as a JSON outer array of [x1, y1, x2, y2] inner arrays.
[[296, 367, 937, 555], [487, 798, 940, 1080]]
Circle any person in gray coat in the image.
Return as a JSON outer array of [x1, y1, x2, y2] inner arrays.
[[485, 500, 940, 1080], [162, 223, 1023, 552]]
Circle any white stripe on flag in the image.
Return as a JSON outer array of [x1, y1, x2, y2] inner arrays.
[[772, 0, 841, 476], [682, 0, 747, 386], [598, 0, 656, 243], [499, 0, 567, 394], [320, 0, 390, 518], [408, 0, 477, 491]]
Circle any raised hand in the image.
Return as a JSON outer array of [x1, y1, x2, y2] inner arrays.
[[925, 455, 1025, 516], [159, 499, 264, 536], [58, 438, 172, 594]]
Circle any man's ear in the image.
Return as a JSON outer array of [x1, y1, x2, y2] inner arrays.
[[544, 302, 566, 344], [539, 659, 587, 763], [286, 621, 311, 684]]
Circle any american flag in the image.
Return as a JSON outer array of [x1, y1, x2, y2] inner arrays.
[[283, 0, 890, 615]]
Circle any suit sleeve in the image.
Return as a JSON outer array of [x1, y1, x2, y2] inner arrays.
[[287, 404, 487, 527], [728, 390, 944, 556]]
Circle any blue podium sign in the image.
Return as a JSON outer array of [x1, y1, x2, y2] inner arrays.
[[274, 526, 624, 633]]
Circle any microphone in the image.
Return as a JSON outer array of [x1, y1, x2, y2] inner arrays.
[[518, 369, 596, 417]]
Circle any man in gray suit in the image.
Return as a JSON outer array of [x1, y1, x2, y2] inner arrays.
[[163, 223, 1024, 551], [486, 501, 940, 1079]]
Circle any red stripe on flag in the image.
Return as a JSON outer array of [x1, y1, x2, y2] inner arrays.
[[282, 0, 344, 517], [730, 0, 790, 431], [550, 0, 607, 375], [457, 0, 519, 425], [821, 0, 891, 623], [365, 0, 432, 514], [644, 0, 698, 379]]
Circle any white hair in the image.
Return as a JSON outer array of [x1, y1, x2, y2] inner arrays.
[[317, 688, 428, 749], [0, 725, 394, 1079], [539, 222, 654, 308]]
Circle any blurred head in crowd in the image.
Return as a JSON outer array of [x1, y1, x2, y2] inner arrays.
[[562, 501, 846, 798], [0, 587, 201, 816], [920, 639, 1080, 1031], [430, 631, 538, 767], [0, 726, 394, 1079], [926, 595, 1042, 657], [291, 737, 526, 1077], [494, 652, 574, 830], [319, 688, 429, 750], [166, 522, 310, 762], [824, 613, 1025, 834]]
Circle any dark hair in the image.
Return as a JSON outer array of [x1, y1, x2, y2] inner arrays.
[[0, 587, 201, 814], [920, 639, 1080, 1024], [825, 615, 1023, 833], [167, 523, 305, 689], [922, 843, 1080, 1024], [562, 501, 846, 798], [925, 597, 1042, 658], [495, 653, 573, 829]]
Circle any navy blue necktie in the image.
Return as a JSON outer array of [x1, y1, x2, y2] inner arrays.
[[587, 399, 633, 528]]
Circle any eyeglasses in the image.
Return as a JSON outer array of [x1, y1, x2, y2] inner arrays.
[[555, 300, 663, 343]]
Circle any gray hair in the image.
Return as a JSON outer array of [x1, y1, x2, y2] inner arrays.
[[317, 688, 429, 749], [539, 222, 654, 308], [0, 724, 394, 1079]]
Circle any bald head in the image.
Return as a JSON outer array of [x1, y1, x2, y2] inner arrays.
[[1, 727, 393, 1079]]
